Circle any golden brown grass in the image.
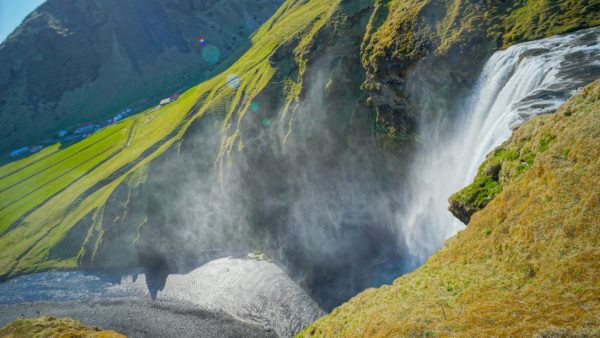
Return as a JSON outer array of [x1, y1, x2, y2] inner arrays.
[[0, 316, 124, 338], [299, 80, 600, 337]]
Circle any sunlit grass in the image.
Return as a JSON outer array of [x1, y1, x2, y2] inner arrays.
[[361, 0, 599, 77], [0, 0, 342, 279], [0, 316, 124, 337]]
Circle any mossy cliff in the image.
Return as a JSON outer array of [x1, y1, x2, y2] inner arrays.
[[449, 123, 558, 224], [0, 0, 345, 282], [0, 316, 124, 338], [360, 0, 600, 140], [83, 0, 600, 287], [299, 80, 600, 337], [90, 0, 410, 309]]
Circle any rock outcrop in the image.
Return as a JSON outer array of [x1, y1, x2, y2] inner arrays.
[[360, 0, 600, 142]]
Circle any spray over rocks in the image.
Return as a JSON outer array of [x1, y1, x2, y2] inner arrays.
[[111, 2, 415, 310]]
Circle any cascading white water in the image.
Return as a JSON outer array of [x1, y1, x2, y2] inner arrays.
[[399, 27, 600, 262]]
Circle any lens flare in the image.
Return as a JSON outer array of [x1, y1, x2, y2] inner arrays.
[[249, 101, 259, 112], [261, 117, 271, 126], [202, 45, 221, 64], [198, 37, 207, 45]]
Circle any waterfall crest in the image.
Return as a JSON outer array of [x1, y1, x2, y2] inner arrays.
[[399, 27, 600, 262]]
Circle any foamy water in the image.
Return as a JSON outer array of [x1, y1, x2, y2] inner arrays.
[[398, 27, 600, 260]]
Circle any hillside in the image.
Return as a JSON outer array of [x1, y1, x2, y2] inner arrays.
[[0, 316, 124, 338], [0, 0, 598, 312], [299, 79, 600, 336], [0, 0, 344, 285], [0, 0, 282, 153]]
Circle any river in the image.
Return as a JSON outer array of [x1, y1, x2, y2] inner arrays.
[[0, 255, 323, 337]]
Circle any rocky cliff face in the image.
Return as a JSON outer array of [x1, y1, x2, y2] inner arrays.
[[360, 0, 600, 142], [84, 0, 413, 310], [0, 0, 281, 152], [103, 0, 599, 310]]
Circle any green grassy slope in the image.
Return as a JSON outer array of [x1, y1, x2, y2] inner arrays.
[[0, 89, 201, 276], [0, 0, 341, 279], [299, 79, 600, 337]]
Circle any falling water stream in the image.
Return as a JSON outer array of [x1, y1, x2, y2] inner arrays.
[[399, 27, 600, 263]]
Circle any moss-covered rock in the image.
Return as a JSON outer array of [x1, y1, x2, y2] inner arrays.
[[299, 79, 600, 337], [360, 0, 600, 140], [449, 142, 542, 224], [0, 316, 124, 338]]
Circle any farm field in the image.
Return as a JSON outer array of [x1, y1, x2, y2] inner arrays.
[[0, 87, 205, 277]]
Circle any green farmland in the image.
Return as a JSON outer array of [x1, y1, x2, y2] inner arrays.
[[0, 0, 340, 279], [0, 88, 203, 277]]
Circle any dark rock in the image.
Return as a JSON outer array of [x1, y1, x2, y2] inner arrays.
[[448, 198, 474, 225]]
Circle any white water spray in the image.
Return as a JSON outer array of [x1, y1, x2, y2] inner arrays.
[[400, 27, 600, 261]]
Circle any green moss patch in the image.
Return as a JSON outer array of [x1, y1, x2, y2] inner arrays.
[[449, 128, 559, 223], [0, 316, 124, 338]]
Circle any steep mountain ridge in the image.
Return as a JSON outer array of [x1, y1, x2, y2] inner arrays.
[[0, 0, 282, 153], [0, 0, 344, 285]]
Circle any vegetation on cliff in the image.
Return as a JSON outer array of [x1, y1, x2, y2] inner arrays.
[[0, 0, 342, 280], [0, 316, 124, 338], [0, 0, 598, 307], [360, 0, 600, 140], [299, 79, 600, 337], [449, 123, 557, 224]]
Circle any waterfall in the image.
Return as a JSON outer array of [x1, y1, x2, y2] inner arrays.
[[399, 27, 600, 262]]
